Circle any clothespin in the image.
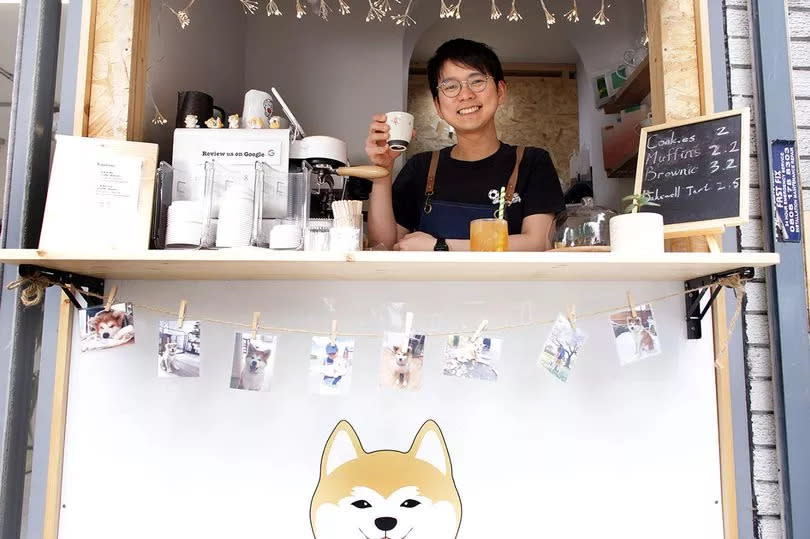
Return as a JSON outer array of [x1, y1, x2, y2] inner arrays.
[[251, 312, 261, 339], [104, 285, 118, 311], [403, 311, 414, 349], [626, 291, 637, 318], [567, 305, 576, 329], [472, 319, 488, 342], [177, 300, 187, 327], [330, 319, 337, 345]]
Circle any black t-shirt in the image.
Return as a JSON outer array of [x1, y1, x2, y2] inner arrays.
[[392, 143, 565, 235]]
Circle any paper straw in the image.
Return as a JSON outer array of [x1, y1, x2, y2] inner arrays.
[[498, 186, 506, 219]]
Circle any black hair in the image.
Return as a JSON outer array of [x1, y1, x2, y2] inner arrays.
[[426, 38, 505, 99]]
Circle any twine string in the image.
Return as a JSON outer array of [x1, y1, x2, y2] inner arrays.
[[6, 273, 750, 345]]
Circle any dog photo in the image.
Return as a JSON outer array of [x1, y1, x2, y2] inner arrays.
[[79, 303, 135, 352], [442, 334, 503, 382], [157, 320, 201, 377], [609, 304, 662, 365], [309, 336, 354, 395], [229, 332, 278, 392], [379, 332, 426, 390], [539, 314, 587, 382]]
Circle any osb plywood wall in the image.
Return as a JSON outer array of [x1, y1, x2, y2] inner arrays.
[[88, 0, 135, 139], [407, 75, 578, 187]]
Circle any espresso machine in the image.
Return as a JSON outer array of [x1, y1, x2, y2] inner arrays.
[[274, 88, 383, 218]]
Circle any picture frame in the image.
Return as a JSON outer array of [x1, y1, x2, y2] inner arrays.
[[39, 135, 159, 251]]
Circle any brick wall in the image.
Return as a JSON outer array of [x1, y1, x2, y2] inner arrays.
[[725, 0, 786, 537]]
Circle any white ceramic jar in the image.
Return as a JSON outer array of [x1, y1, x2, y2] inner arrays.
[[609, 212, 664, 253]]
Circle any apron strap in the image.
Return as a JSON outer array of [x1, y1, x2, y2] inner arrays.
[[426, 151, 440, 195], [423, 150, 440, 214], [505, 146, 525, 206]]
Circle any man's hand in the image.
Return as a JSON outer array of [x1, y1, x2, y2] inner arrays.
[[393, 231, 438, 251], [365, 114, 401, 177]]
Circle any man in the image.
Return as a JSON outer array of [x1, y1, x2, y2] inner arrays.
[[364, 38, 565, 251]]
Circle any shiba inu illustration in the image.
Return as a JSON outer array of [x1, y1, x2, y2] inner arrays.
[[311, 420, 461, 539], [627, 316, 655, 357]]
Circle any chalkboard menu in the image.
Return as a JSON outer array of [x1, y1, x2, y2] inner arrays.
[[634, 109, 750, 234]]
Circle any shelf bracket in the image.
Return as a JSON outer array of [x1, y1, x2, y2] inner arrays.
[[19, 264, 104, 309], [684, 266, 754, 339]]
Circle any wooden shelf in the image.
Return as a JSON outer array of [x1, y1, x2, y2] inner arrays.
[[602, 57, 651, 114], [0, 249, 779, 282], [607, 151, 639, 178]]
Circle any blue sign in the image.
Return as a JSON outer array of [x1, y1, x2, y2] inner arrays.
[[771, 140, 802, 243]]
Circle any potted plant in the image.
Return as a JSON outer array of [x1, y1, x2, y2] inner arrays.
[[609, 194, 664, 253]]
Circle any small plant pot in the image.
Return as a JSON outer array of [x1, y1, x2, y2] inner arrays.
[[609, 212, 664, 253]]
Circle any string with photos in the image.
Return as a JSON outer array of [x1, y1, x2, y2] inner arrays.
[[7, 272, 748, 360]]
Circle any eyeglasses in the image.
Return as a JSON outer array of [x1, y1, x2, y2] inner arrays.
[[437, 75, 492, 98]]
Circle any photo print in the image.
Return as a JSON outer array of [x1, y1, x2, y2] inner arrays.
[[609, 304, 662, 365], [539, 314, 587, 382], [309, 336, 354, 395], [442, 334, 503, 382], [230, 333, 278, 392], [158, 320, 201, 377], [79, 302, 135, 352], [379, 332, 426, 390]]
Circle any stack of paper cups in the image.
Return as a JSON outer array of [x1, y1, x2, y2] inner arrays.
[[216, 186, 254, 248], [166, 201, 204, 247]]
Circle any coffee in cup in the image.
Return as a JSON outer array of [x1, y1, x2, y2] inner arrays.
[[385, 111, 414, 152]]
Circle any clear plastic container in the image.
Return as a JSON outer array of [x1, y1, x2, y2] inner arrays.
[[550, 197, 617, 249]]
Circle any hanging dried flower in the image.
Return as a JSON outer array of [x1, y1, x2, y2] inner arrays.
[[151, 104, 168, 126], [296, 0, 307, 17], [506, 0, 522, 21], [365, 0, 384, 21], [450, 0, 463, 19], [439, 0, 452, 18], [640, 0, 648, 44], [266, 0, 283, 15], [539, 0, 555, 27], [391, 0, 415, 26], [338, 0, 351, 15], [375, 0, 394, 15], [564, 0, 578, 22], [240, 0, 260, 14], [168, 0, 196, 29], [490, 0, 502, 20], [593, 0, 609, 25]]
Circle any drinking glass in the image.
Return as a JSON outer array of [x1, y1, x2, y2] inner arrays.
[[470, 218, 508, 252]]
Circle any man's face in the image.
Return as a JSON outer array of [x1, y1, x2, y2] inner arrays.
[[433, 60, 506, 135]]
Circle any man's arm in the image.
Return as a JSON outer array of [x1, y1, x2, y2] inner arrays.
[[445, 213, 555, 251]]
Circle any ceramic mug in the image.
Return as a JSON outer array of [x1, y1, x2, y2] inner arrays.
[[386, 111, 414, 152], [242, 89, 274, 128]]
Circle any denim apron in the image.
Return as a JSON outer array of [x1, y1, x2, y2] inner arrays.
[[418, 146, 525, 239]]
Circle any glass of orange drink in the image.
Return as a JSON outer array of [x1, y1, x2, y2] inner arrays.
[[470, 218, 508, 252]]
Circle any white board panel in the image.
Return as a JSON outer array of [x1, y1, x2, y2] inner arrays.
[[58, 280, 724, 539]]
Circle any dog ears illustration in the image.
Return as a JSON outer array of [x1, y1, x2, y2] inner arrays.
[[321, 420, 366, 477], [408, 420, 453, 477]]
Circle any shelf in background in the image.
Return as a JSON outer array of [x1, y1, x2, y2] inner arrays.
[[0, 249, 780, 282], [606, 152, 639, 178], [602, 57, 651, 114]]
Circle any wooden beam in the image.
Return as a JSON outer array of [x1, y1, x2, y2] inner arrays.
[[647, 0, 702, 123], [86, 0, 150, 140], [42, 296, 75, 539], [72, 0, 96, 136]]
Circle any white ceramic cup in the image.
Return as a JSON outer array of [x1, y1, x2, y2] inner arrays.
[[386, 111, 414, 152], [241, 89, 274, 128]]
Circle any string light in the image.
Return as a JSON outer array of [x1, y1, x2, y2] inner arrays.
[[593, 0, 609, 25], [266, 0, 283, 15], [167, 0, 195, 29], [391, 0, 415, 26], [564, 0, 578, 22], [240, 0, 260, 13], [490, 0, 502, 20], [506, 0, 522, 21], [539, 0, 555, 27]]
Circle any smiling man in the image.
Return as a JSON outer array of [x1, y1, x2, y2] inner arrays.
[[365, 38, 565, 252]]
